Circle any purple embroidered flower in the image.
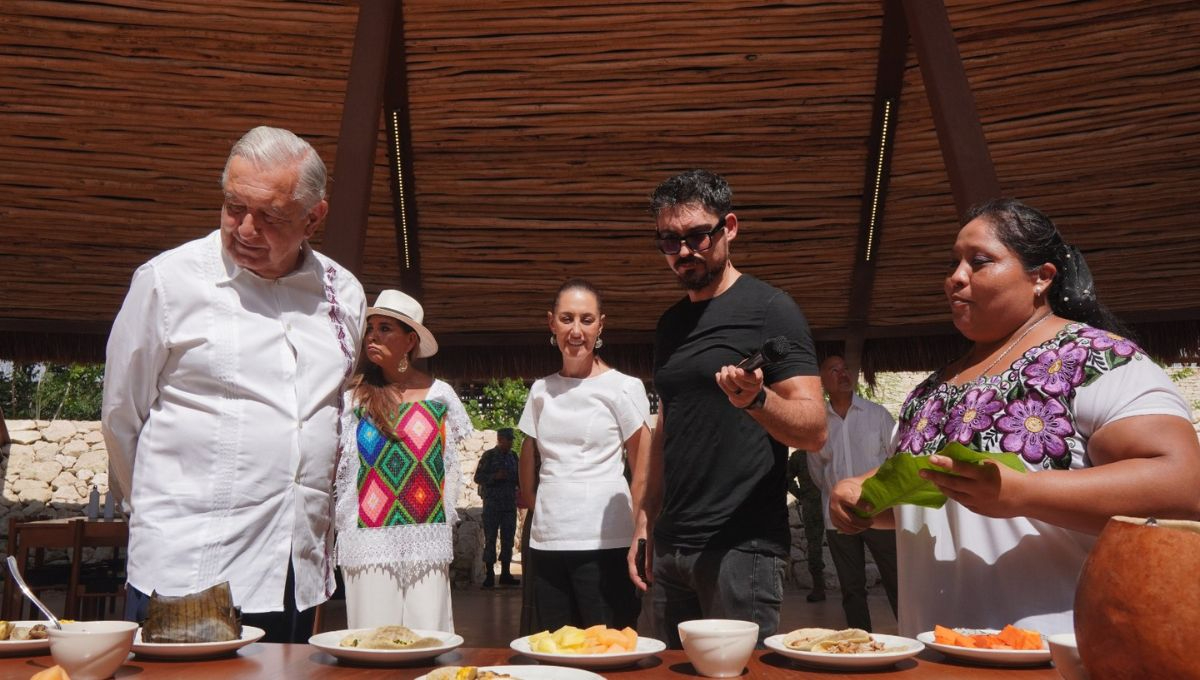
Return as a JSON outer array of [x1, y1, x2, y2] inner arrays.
[[944, 388, 1003, 445], [1079, 327, 1140, 357], [1023, 341, 1088, 396], [997, 393, 1074, 464], [898, 397, 947, 453]]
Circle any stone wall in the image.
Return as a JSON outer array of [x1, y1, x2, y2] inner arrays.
[[3, 420, 111, 518]]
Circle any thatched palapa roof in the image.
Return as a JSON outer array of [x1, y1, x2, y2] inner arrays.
[[1, 0, 1198, 381]]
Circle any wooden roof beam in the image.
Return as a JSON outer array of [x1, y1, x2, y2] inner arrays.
[[904, 0, 1001, 220], [384, 1, 424, 297], [844, 0, 909, 383], [323, 0, 398, 275]]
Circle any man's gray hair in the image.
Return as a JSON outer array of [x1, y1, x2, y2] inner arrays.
[[221, 126, 327, 209]]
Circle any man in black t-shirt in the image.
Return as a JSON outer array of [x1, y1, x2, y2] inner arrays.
[[628, 169, 827, 647]]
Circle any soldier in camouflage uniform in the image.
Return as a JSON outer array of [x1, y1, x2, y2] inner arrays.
[[475, 428, 521, 587]]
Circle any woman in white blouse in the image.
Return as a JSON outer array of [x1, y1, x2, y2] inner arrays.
[[518, 279, 652, 630], [334, 290, 471, 631]]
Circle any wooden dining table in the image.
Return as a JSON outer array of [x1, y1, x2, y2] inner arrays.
[[2, 644, 1064, 679]]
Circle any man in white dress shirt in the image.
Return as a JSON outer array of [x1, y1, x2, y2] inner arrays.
[[810, 353, 899, 632], [102, 126, 365, 642]]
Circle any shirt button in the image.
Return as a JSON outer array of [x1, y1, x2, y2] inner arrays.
[[285, 323, 293, 332]]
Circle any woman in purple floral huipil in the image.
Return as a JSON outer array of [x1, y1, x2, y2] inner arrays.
[[830, 199, 1200, 637]]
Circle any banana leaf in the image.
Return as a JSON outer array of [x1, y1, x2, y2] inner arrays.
[[143, 581, 242, 643], [852, 442, 1025, 518]]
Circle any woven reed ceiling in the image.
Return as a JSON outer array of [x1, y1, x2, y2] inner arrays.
[[2, 0, 1198, 378]]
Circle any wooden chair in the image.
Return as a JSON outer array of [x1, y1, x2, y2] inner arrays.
[[3, 517, 82, 620]]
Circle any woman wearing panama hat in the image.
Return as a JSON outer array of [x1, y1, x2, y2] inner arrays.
[[333, 289, 471, 631]]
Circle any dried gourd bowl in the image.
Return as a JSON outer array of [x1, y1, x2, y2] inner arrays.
[[1074, 516, 1200, 680]]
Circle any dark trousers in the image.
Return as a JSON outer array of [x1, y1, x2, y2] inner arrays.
[[529, 547, 640, 632], [799, 496, 826, 589], [482, 505, 517, 572], [650, 542, 785, 649], [826, 528, 899, 632], [124, 561, 317, 644]]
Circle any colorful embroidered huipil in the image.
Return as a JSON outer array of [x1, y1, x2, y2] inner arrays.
[[356, 400, 448, 528], [334, 380, 471, 579]]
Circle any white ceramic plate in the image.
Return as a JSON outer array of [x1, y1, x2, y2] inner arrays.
[[917, 630, 1051, 666], [0, 621, 52, 656], [309, 628, 463, 666], [510, 634, 666, 669], [416, 666, 604, 680], [132, 625, 265, 659], [764, 632, 924, 670]]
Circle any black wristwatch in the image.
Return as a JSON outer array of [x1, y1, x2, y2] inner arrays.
[[742, 387, 767, 410]]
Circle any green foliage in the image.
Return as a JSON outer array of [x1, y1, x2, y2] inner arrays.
[[1168, 365, 1195, 382], [463, 378, 530, 449], [2, 362, 105, 420], [854, 381, 878, 401]]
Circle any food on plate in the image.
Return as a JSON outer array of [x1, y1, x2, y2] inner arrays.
[[782, 627, 838, 651], [526, 624, 638, 654], [29, 666, 70, 680], [1, 622, 49, 641], [933, 624, 1044, 650], [812, 637, 887, 654], [783, 627, 890, 654], [338, 625, 443, 649], [426, 667, 521, 680], [141, 581, 242, 643]]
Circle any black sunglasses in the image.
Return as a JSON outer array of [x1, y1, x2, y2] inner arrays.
[[654, 215, 728, 255]]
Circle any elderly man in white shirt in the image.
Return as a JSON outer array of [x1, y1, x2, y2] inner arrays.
[[102, 126, 365, 643], [809, 353, 899, 632]]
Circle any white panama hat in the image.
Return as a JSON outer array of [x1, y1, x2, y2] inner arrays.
[[366, 289, 439, 358]]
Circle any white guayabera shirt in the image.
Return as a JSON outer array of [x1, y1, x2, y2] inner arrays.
[[102, 230, 365, 613], [809, 394, 896, 530]]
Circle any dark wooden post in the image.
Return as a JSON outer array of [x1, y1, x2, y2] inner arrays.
[[844, 0, 909, 383], [383, 2, 424, 298], [322, 0, 399, 275], [903, 0, 1001, 221]]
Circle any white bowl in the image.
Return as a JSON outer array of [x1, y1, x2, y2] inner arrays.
[[677, 619, 758, 678], [47, 621, 137, 680], [1048, 633, 1089, 680]]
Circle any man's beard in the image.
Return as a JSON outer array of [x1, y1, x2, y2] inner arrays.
[[674, 254, 727, 291]]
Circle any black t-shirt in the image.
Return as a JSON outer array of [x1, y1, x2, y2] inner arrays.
[[652, 274, 817, 556]]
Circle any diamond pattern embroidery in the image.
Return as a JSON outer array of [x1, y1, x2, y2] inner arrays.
[[375, 443, 415, 491], [356, 400, 449, 528], [358, 470, 393, 527], [398, 406, 438, 458], [396, 460, 445, 523], [356, 418, 386, 467]]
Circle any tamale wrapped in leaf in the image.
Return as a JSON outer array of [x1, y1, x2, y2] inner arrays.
[[142, 581, 242, 643]]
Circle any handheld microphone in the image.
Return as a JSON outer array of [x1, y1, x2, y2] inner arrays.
[[736, 336, 790, 372]]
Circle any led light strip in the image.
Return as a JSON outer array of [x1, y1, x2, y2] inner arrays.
[[865, 99, 893, 262], [391, 109, 411, 270]]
